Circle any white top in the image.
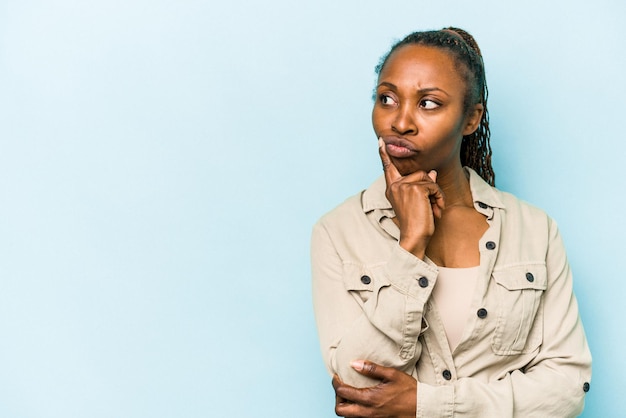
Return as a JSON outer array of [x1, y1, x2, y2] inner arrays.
[[431, 266, 479, 352]]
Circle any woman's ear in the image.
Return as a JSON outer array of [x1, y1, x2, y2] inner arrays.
[[462, 103, 484, 135]]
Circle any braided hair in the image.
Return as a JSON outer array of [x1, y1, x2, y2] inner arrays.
[[375, 27, 495, 186]]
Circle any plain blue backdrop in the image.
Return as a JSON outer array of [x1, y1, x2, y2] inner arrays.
[[1, 0, 624, 416]]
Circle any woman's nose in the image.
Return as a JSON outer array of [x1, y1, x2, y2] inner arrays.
[[391, 106, 417, 135]]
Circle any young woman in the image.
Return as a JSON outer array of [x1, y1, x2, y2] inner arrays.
[[311, 28, 591, 417]]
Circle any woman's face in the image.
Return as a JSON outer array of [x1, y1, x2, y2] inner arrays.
[[372, 44, 482, 176]]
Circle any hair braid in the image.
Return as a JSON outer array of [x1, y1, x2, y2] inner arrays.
[[375, 27, 495, 186]]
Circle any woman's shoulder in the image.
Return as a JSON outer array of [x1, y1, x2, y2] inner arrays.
[[491, 187, 560, 251], [314, 176, 387, 231], [497, 188, 549, 216], [468, 168, 552, 225], [315, 189, 368, 230], [496, 188, 553, 223]]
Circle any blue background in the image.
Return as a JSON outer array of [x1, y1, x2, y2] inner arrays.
[[1, 0, 623, 416]]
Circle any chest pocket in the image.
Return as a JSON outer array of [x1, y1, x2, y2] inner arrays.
[[491, 264, 547, 355], [341, 263, 389, 305]]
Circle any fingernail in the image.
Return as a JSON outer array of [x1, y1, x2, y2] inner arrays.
[[378, 137, 384, 147], [350, 360, 365, 371]]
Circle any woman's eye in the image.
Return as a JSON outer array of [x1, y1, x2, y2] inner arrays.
[[380, 95, 396, 105], [420, 99, 440, 109]]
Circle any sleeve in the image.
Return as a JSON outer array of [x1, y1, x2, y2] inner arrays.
[[311, 220, 438, 388], [416, 218, 592, 418]]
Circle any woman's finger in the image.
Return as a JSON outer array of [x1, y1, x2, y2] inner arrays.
[[424, 170, 445, 218], [350, 360, 397, 381], [426, 181, 445, 215], [333, 363, 417, 417], [378, 137, 402, 187]]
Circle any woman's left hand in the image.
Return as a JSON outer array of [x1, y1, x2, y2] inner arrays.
[[332, 360, 417, 417]]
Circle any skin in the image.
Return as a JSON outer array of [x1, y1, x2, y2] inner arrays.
[[332, 44, 489, 417]]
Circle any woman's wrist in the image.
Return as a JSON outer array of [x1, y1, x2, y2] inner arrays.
[[399, 236, 428, 260]]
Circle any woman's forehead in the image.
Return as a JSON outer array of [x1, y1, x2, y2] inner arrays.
[[379, 45, 465, 90]]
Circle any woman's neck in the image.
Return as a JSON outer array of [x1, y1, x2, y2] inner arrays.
[[436, 164, 473, 209]]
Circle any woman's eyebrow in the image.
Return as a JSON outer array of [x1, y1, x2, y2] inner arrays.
[[377, 82, 450, 97], [417, 87, 450, 96], [377, 81, 397, 89]]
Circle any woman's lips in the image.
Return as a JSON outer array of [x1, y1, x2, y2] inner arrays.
[[383, 136, 418, 158]]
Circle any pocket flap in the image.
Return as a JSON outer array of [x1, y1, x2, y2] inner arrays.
[[492, 264, 547, 291], [342, 263, 388, 292]]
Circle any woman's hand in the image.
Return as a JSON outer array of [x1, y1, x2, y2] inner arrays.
[[332, 360, 417, 418], [379, 138, 445, 259]]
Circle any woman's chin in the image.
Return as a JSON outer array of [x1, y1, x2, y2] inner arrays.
[[392, 160, 428, 176]]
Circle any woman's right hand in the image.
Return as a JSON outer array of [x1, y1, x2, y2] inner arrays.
[[378, 138, 445, 260]]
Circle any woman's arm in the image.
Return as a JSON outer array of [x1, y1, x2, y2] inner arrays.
[[311, 220, 436, 389], [312, 139, 445, 389]]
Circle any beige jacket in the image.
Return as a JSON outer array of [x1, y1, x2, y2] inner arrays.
[[311, 168, 592, 417]]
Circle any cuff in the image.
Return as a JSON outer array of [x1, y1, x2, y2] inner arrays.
[[384, 244, 439, 298]]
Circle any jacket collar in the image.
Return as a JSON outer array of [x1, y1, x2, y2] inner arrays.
[[362, 167, 505, 213]]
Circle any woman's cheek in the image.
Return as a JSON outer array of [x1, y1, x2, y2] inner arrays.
[[371, 110, 390, 135]]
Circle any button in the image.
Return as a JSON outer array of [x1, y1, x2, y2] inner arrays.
[[486, 241, 496, 250], [478, 202, 488, 209], [360, 275, 371, 285], [583, 382, 590, 392], [418, 277, 429, 288], [526, 272, 534, 282], [477, 308, 488, 318], [442, 369, 452, 380]]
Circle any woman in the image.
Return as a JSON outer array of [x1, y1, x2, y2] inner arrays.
[[311, 28, 591, 417]]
